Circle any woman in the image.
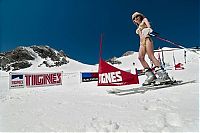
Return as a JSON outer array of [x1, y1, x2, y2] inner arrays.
[[132, 12, 171, 85]]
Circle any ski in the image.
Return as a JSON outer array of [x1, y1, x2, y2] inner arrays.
[[107, 80, 195, 96]]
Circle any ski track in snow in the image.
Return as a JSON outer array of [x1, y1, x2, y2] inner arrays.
[[0, 48, 199, 132]]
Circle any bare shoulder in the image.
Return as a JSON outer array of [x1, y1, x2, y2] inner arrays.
[[143, 18, 149, 22], [143, 17, 151, 27]]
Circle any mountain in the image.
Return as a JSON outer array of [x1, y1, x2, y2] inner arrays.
[[106, 51, 135, 65], [0, 45, 70, 71], [0, 45, 97, 72], [109, 47, 199, 72]]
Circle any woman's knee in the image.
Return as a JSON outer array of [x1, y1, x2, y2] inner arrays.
[[138, 56, 145, 61], [148, 54, 154, 60]]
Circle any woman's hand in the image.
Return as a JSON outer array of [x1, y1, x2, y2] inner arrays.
[[142, 28, 153, 36]]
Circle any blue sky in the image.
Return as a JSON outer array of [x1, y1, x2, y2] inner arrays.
[[0, 0, 199, 64]]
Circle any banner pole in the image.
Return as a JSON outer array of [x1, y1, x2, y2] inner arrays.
[[99, 33, 103, 60]]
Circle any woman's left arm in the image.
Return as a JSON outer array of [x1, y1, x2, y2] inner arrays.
[[142, 18, 153, 36], [143, 18, 151, 28]]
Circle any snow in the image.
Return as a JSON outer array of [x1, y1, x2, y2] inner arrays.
[[0, 48, 199, 132]]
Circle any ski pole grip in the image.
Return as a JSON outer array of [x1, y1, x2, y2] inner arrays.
[[150, 31, 159, 37]]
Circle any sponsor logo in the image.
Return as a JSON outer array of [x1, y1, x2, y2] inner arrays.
[[81, 72, 98, 82], [10, 74, 24, 88], [25, 73, 62, 87], [99, 71, 122, 84], [82, 77, 98, 82]]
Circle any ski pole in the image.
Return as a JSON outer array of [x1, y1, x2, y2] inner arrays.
[[150, 32, 199, 55]]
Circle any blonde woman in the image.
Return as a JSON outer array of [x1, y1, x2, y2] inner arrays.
[[132, 12, 171, 85]]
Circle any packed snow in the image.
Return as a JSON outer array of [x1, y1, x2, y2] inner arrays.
[[0, 48, 199, 132]]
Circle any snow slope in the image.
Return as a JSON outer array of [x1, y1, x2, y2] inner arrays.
[[0, 48, 199, 132]]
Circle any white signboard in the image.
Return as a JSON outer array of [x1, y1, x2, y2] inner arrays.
[[9, 72, 63, 89]]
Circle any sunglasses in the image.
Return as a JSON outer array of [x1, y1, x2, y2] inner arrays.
[[133, 15, 139, 21]]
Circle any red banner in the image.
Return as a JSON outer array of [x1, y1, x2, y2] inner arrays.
[[98, 58, 139, 86]]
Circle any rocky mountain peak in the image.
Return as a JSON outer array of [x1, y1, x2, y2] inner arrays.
[[122, 51, 134, 56], [0, 45, 70, 71], [106, 57, 122, 65]]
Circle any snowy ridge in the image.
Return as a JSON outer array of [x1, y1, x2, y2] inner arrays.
[[0, 47, 199, 132], [0, 45, 97, 72], [24, 46, 44, 68]]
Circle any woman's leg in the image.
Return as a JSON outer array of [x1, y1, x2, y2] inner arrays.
[[139, 44, 156, 85], [138, 45, 150, 69], [145, 38, 160, 67], [145, 38, 171, 83]]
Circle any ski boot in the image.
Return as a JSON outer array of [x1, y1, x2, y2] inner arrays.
[[154, 67, 172, 85], [142, 68, 157, 86]]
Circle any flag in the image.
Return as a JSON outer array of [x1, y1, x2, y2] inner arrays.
[[98, 58, 139, 86], [175, 63, 184, 70]]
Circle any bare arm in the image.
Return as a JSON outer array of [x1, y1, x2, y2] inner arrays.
[[143, 18, 151, 28], [141, 18, 153, 36]]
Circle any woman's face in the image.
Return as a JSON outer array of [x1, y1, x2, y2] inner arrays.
[[133, 15, 142, 24]]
